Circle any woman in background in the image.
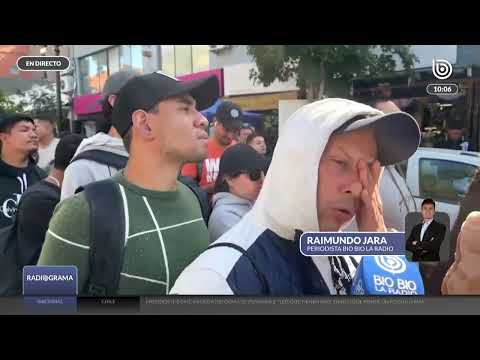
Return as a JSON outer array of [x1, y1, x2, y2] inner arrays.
[[208, 144, 266, 243]]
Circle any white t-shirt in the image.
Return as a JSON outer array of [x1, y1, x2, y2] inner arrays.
[[37, 138, 60, 171], [420, 219, 433, 242]]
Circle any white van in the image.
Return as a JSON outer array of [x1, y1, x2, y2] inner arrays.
[[400, 147, 480, 228]]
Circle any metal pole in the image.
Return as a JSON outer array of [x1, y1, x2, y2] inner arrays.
[[54, 45, 63, 131]]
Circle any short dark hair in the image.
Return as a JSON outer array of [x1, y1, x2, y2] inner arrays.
[[421, 198, 436, 209], [98, 98, 114, 134], [214, 173, 230, 193], [122, 128, 133, 153], [35, 116, 56, 125], [246, 132, 265, 145], [0, 114, 35, 134], [53, 134, 84, 171]]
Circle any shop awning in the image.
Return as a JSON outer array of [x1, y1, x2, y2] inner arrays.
[[177, 68, 224, 98], [73, 93, 102, 116]]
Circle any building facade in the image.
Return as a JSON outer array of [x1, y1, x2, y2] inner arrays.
[[208, 45, 299, 111]]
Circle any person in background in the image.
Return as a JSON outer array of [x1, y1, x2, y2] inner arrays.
[[247, 132, 271, 172], [239, 123, 255, 144], [182, 101, 242, 196], [35, 115, 59, 172], [15, 134, 84, 267], [208, 144, 266, 243], [435, 108, 473, 151], [0, 114, 45, 229], [247, 132, 267, 156], [61, 70, 138, 200]]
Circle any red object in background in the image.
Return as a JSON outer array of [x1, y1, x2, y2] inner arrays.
[[177, 68, 224, 97], [73, 93, 103, 116], [73, 68, 224, 117]]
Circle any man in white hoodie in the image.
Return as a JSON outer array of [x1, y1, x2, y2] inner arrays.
[[61, 71, 138, 200], [171, 98, 421, 295]]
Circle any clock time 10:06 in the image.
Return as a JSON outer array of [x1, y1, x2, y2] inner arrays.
[[426, 83, 459, 96]]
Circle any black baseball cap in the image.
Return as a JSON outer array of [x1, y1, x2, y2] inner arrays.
[[112, 72, 219, 137], [218, 143, 267, 178], [0, 113, 34, 133], [215, 101, 243, 131], [102, 70, 139, 100]]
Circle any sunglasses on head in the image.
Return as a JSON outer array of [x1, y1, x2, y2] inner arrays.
[[233, 169, 263, 181]]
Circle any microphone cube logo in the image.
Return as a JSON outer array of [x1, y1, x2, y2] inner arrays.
[[374, 255, 407, 274], [432, 59, 453, 80]]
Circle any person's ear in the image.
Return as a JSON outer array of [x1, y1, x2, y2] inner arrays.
[[131, 110, 153, 140], [108, 94, 117, 107]]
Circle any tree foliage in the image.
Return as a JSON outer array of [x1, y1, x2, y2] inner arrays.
[[0, 89, 24, 114], [246, 45, 418, 100]]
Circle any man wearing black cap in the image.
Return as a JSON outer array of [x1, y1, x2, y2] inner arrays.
[[172, 98, 421, 295], [38, 71, 219, 296], [61, 70, 138, 200], [0, 114, 45, 229], [182, 101, 243, 195]]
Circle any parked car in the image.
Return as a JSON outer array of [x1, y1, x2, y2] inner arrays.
[[401, 147, 480, 229]]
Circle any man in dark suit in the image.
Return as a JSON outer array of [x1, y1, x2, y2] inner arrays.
[[406, 199, 446, 261]]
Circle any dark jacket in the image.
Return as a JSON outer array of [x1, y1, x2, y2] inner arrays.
[[0, 159, 46, 228], [171, 218, 333, 295], [16, 180, 60, 266], [406, 219, 446, 261]]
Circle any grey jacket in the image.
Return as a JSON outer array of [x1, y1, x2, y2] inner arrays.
[[61, 133, 129, 201], [208, 192, 253, 243]]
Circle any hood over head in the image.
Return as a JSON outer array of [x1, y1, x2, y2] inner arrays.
[[72, 132, 129, 159]]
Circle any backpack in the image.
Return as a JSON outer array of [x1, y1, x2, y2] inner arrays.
[[0, 168, 48, 296], [81, 178, 211, 296], [0, 220, 23, 295]]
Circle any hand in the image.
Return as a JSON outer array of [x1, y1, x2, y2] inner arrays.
[[355, 159, 387, 232]]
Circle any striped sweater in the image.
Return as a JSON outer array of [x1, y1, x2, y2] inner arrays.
[[37, 173, 210, 295]]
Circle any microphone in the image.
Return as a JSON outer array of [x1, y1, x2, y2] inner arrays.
[[351, 255, 424, 295]]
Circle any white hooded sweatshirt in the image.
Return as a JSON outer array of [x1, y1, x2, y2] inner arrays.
[[171, 99, 411, 295], [61, 132, 129, 200]]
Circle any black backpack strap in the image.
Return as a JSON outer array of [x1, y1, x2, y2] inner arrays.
[[207, 242, 270, 295], [181, 180, 211, 225], [81, 180, 126, 296], [196, 160, 203, 183], [71, 150, 128, 170]]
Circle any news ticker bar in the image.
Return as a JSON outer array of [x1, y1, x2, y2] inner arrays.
[[0, 296, 478, 315]]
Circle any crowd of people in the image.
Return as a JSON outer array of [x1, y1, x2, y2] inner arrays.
[[0, 70, 479, 296]]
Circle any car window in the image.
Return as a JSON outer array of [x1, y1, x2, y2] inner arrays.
[[419, 158, 478, 203]]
